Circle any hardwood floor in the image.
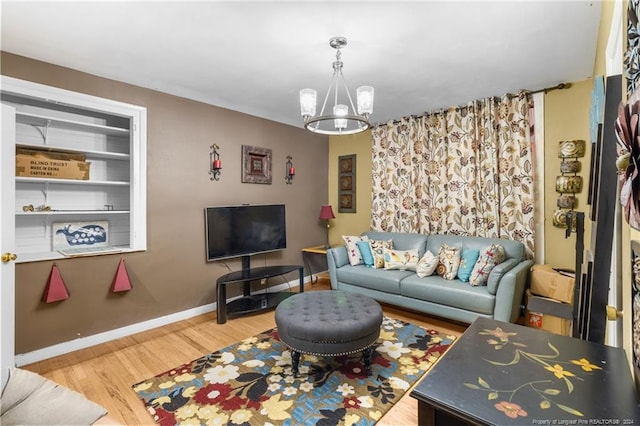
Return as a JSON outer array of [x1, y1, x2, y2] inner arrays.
[[23, 279, 466, 425]]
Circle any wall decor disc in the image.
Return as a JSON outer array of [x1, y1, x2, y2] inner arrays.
[[560, 159, 581, 174], [552, 209, 577, 230], [553, 209, 569, 228], [555, 175, 583, 193], [557, 194, 576, 209], [558, 139, 586, 158]]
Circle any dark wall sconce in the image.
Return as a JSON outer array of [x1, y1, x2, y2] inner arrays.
[[209, 144, 222, 181], [285, 155, 295, 184]]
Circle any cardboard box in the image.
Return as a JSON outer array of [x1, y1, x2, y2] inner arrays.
[[16, 148, 90, 180], [530, 264, 575, 304], [525, 290, 573, 336]]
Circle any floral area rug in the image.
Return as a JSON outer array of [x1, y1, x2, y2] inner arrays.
[[132, 316, 455, 425]]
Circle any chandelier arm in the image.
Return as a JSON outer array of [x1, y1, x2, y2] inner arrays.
[[318, 71, 338, 118], [338, 73, 361, 127]]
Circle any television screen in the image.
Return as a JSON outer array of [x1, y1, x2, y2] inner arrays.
[[205, 204, 287, 261]]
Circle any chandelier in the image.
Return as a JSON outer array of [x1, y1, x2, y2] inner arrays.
[[299, 36, 374, 135]]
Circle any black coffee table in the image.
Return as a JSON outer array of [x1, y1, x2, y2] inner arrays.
[[411, 317, 640, 425]]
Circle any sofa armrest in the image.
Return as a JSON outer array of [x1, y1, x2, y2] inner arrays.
[[493, 259, 534, 323], [326, 246, 349, 290], [487, 258, 519, 295]]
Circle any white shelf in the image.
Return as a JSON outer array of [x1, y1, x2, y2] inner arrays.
[[2, 76, 147, 263], [15, 246, 136, 264], [17, 143, 130, 160], [16, 210, 129, 216], [16, 111, 130, 136], [16, 177, 130, 186]]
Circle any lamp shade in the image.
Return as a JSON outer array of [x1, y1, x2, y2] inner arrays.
[[300, 88, 317, 117], [357, 86, 374, 115], [319, 205, 336, 220]]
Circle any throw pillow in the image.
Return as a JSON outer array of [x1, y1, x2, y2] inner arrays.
[[342, 235, 370, 266], [369, 239, 393, 269], [469, 244, 506, 286], [383, 248, 420, 271], [356, 241, 375, 268], [457, 249, 480, 282], [436, 244, 461, 280], [416, 250, 438, 278]]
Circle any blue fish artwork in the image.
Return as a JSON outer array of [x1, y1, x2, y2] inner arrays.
[[56, 224, 107, 246]]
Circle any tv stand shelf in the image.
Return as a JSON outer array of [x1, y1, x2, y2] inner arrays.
[[216, 265, 304, 324]]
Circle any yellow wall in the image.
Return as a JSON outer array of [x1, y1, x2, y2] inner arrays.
[[327, 131, 373, 244], [543, 80, 593, 269]]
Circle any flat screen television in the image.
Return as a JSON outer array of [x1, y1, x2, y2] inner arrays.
[[205, 204, 287, 263]]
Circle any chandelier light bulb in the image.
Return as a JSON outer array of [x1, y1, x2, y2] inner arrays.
[[333, 104, 348, 129]]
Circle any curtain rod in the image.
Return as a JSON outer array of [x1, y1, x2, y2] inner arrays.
[[377, 82, 571, 127]]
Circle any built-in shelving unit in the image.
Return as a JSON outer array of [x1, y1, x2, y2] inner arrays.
[[1, 76, 147, 263]]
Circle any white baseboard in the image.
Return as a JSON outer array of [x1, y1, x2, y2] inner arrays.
[[15, 278, 308, 366]]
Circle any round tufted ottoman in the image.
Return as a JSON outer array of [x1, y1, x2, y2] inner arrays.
[[275, 290, 383, 377]]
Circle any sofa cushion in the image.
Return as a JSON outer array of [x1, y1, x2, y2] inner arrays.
[[363, 232, 428, 258], [342, 235, 370, 266], [469, 244, 506, 286], [369, 239, 393, 268], [356, 241, 375, 267], [336, 265, 411, 295], [436, 244, 461, 280], [425, 234, 524, 262], [401, 275, 496, 315], [457, 249, 480, 282], [416, 250, 438, 278], [384, 248, 420, 271]]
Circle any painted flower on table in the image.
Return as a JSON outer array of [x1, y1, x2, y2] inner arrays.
[[570, 358, 603, 372], [494, 401, 528, 419], [544, 364, 576, 380]]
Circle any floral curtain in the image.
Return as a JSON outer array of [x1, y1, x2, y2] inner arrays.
[[371, 93, 535, 257]]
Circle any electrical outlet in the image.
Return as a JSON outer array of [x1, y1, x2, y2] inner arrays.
[[260, 278, 267, 285]]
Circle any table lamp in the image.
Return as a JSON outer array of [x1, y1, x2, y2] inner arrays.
[[319, 205, 336, 248]]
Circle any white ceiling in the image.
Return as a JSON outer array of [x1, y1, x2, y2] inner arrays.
[[1, 1, 602, 129]]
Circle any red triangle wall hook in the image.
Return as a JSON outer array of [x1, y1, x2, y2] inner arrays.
[[111, 258, 132, 292], [43, 263, 70, 303]]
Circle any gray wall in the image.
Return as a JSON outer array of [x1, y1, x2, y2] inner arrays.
[[1, 52, 329, 353]]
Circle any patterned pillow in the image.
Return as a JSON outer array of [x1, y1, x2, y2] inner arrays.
[[436, 244, 461, 280], [457, 249, 480, 282], [369, 239, 393, 269], [356, 241, 374, 268], [416, 250, 439, 278], [469, 244, 506, 286], [383, 248, 420, 271], [342, 235, 370, 266]]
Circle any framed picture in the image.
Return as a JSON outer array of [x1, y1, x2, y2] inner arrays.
[[338, 154, 356, 213], [242, 145, 272, 184], [52, 221, 111, 256]]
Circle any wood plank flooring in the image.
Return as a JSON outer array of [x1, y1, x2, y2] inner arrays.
[[23, 279, 466, 425]]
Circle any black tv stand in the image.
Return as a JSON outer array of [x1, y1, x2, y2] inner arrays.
[[216, 264, 304, 324]]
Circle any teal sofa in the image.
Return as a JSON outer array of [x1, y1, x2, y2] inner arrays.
[[326, 231, 533, 324]]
